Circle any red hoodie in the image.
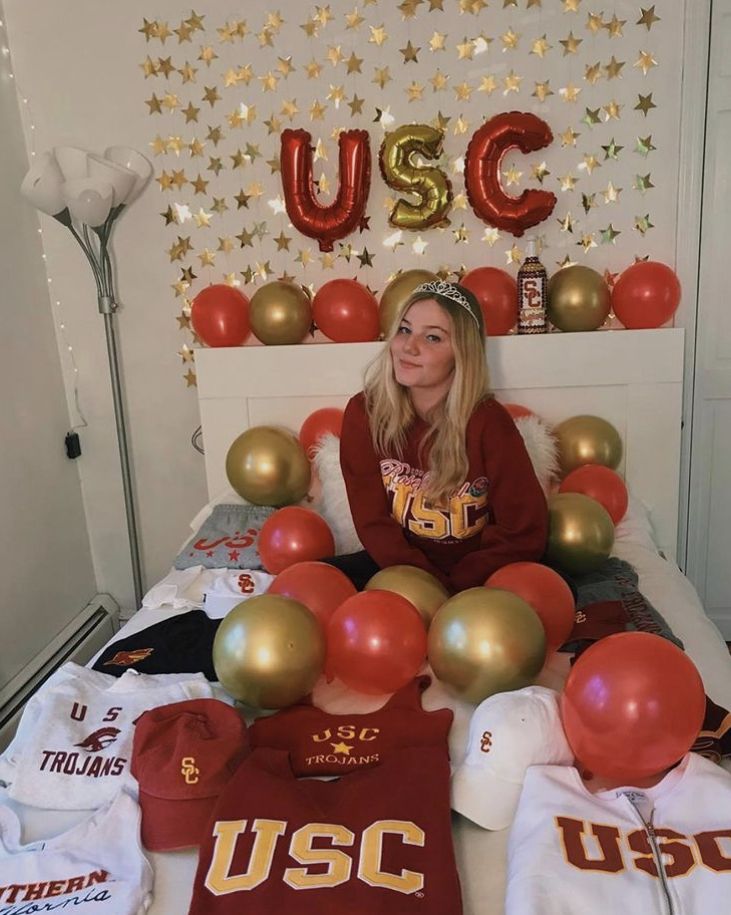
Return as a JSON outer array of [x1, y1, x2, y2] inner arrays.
[[339, 392, 548, 592]]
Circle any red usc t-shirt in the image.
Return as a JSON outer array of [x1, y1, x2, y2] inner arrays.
[[249, 676, 453, 776], [188, 746, 462, 915]]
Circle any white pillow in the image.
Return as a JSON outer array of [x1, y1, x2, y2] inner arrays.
[[312, 414, 561, 556], [613, 493, 659, 553]]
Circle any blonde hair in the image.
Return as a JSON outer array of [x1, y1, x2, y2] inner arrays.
[[363, 291, 491, 505]]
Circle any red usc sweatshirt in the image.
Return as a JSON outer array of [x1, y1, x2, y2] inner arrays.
[[339, 392, 548, 592]]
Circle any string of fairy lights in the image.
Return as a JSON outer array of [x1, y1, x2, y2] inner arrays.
[[0, 15, 87, 429]]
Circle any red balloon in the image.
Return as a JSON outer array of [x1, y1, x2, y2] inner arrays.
[[561, 632, 706, 782], [502, 402, 535, 421], [327, 590, 427, 695], [299, 408, 344, 459], [258, 507, 335, 575], [280, 128, 371, 253], [612, 261, 681, 329], [190, 284, 250, 347], [465, 112, 557, 237], [313, 279, 379, 343], [559, 465, 628, 524], [486, 562, 575, 652], [268, 561, 356, 628], [462, 267, 517, 336]]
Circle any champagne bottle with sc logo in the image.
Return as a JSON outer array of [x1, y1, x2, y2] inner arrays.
[[517, 237, 548, 334]]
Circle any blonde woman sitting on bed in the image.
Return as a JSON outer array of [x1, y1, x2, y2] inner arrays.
[[324, 280, 550, 593]]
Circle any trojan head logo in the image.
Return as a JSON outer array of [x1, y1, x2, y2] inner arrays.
[[74, 727, 121, 752], [104, 648, 154, 667], [480, 731, 493, 753], [181, 757, 200, 784]]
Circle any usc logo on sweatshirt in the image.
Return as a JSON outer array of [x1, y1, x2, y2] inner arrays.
[[205, 819, 425, 896]]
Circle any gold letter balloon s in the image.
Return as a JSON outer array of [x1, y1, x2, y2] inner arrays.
[[379, 124, 452, 230]]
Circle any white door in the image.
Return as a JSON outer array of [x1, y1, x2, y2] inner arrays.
[[684, 0, 731, 637]]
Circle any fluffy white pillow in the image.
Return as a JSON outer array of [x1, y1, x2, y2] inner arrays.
[[312, 414, 560, 556]]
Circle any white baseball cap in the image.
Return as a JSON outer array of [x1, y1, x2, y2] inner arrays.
[[451, 686, 573, 830]]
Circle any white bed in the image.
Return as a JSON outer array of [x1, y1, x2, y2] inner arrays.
[[6, 327, 731, 915]]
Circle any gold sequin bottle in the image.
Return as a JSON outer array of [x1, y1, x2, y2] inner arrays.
[[517, 237, 548, 334]]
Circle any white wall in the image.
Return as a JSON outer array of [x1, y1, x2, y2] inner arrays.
[[0, 0, 96, 687], [1, 0, 688, 610]]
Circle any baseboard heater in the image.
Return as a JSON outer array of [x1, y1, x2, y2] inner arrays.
[[0, 595, 120, 751]]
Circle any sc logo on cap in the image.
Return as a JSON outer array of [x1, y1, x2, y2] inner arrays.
[[480, 731, 493, 753], [181, 757, 200, 784]]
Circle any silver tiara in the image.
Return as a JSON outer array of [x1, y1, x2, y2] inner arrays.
[[412, 281, 480, 326]]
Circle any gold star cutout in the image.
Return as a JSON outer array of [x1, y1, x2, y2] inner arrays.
[[398, 0, 423, 17], [637, 6, 661, 30], [586, 12, 603, 33], [456, 38, 475, 60], [605, 56, 625, 80], [309, 100, 327, 121], [217, 235, 235, 253], [150, 136, 167, 156], [581, 192, 596, 213], [281, 99, 299, 121], [156, 170, 173, 191], [603, 100, 622, 120], [180, 266, 197, 283], [345, 7, 365, 29], [503, 165, 523, 186], [160, 205, 176, 226], [303, 59, 322, 81], [327, 45, 344, 66], [634, 214, 654, 235], [563, 0, 581, 10], [454, 82, 473, 101], [191, 174, 209, 194], [170, 169, 188, 190], [429, 31, 447, 51], [266, 157, 281, 175], [582, 107, 602, 127], [556, 254, 576, 269], [139, 18, 158, 41], [584, 62, 602, 85], [274, 231, 292, 251], [313, 6, 332, 28], [560, 126, 580, 146], [198, 45, 218, 66], [257, 28, 274, 48], [558, 173, 577, 191], [635, 51, 658, 76], [145, 93, 163, 115], [559, 83, 581, 103], [577, 233, 597, 253], [434, 111, 451, 130], [348, 94, 365, 115], [579, 154, 601, 174], [178, 344, 195, 364], [327, 85, 345, 107], [635, 135, 656, 157], [532, 81, 553, 102], [599, 224, 620, 244], [140, 56, 159, 78], [237, 227, 255, 247], [407, 81, 425, 102], [198, 248, 216, 267], [193, 208, 212, 228], [182, 102, 200, 124], [453, 193, 468, 209], [429, 0, 445, 9], [263, 115, 282, 136], [277, 56, 295, 77], [531, 35, 552, 58], [370, 24, 389, 45], [300, 16, 319, 38], [223, 273, 241, 288], [602, 138, 623, 159], [451, 224, 469, 243], [345, 51, 364, 73], [430, 70, 449, 92], [357, 246, 375, 266], [503, 70, 523, 94], [558, 212, 574, 232], [230, 149, 246, 170], [560, 32, 582, 55], [202, 86, 221, 107], [234, 190, 251, 209], [189, 138, 205, 158], [155, 22, 172, 43], [247, 183, 264, 199], [184, 370, 197, 388], [320, 252, 336, 269], [185, 10, 205, 31], [162, 93, 181, 112], [454, 115, 470, 135], [635, 93, 656, 116], [478, 75, 498, 95], [178, 62, 198, 83], [501, 28, 520, 51], [532, 162, 550, 183], [603, 181, 622, 203], [259, 71, 279, 92], [206, 126, 223, 147], [482, 227, 500, 245], [400, 40, 420, 63], [634, 173, 654, 192], [373, 67, 392, 89], [296, 248, 313, 267], [506, 245, 522, 265], [605, 14, 626, 38]]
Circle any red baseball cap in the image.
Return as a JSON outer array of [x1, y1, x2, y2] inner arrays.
[[131, 698, 248, 851]]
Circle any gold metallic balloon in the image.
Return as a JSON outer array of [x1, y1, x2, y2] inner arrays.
[[548, 265, 611, 332], [379, 124, 453, 231], [554, 414, 623, 475], [379, 269, 439, 338], [213, 594, 325, 709], [546, 492, 615, 576], [365, 565, 449, 628], [427, 587, 546, 704], [249, 281, 313, 345], [226, 426, 311, 506]]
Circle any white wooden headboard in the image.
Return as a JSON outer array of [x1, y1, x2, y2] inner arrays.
[[195, 327, 685, 560]]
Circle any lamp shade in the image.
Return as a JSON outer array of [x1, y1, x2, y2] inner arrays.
[[20, 151, 67, 217], [87, 153, 136, 206], [62, 178, 114, 227], [53, 146, 90, 181], [104, 146, 152, 204]]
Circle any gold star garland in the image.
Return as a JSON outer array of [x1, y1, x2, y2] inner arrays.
[[138, 4, 665, 380]]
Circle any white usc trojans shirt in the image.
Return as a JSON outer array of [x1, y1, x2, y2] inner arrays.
[[0, 663, 214, 809], [506, 753, 731, 915], [0, 790, 152, 914]]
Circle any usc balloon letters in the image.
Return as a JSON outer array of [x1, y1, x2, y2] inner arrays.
[[464, 112, 557, 237], [280, 128, 371, 253], [379, 124, 452, 230]]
